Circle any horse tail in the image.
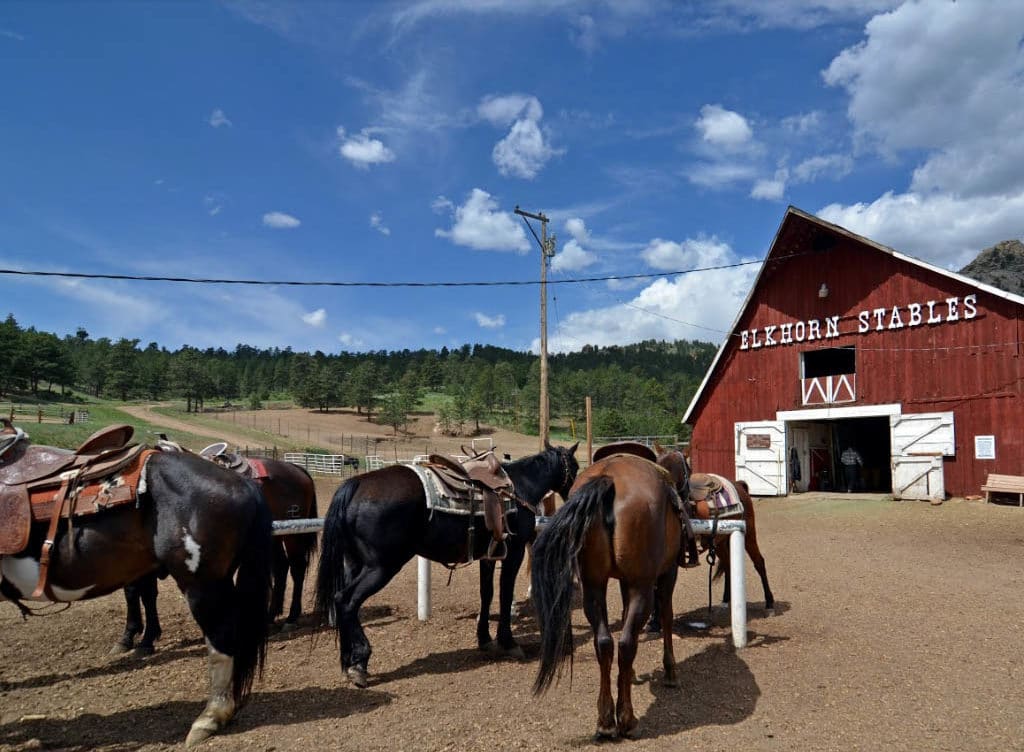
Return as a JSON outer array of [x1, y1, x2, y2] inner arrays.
[[315, 477, 359, 626], [231, 481, 274, 704], [532, 475, 616, 695]]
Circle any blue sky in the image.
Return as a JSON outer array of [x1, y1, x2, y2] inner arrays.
[[2, 0, 1023, 354]]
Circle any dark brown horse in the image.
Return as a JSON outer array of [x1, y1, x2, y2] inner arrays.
[[654, 443, 774, 611], [315, 442, 579, 689], [0, 425, 273, 747], [115, 455, 318, 656], [530, 453, 689, 739]]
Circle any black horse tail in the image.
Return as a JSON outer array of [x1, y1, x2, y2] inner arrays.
[[532, 475, 616, 696], [232, 482, 274, 703], [315, 477, 359, 627]]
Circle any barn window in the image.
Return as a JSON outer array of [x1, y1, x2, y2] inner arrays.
[[802, 346, 855, 378]]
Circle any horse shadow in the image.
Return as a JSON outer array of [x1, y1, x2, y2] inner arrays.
[[0, 686, 392, 750], [670, 599, 791, 636], [0, 635, 208, 692]]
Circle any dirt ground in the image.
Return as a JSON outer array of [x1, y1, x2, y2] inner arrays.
[[2, 486, 1024, 752]]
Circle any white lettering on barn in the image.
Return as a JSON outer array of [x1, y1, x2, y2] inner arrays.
[[740, 294, 977, 351]]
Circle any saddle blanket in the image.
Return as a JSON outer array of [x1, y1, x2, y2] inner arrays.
[[404, 462, 516, 517], [692, 473, 744, 519]]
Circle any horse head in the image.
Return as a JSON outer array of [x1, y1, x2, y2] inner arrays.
[[554, 441, 580, 498], [654, 443, 690, 497]]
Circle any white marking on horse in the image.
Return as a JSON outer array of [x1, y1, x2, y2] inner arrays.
[[183, 529, 202, 573], [0, 556, 93, 602]]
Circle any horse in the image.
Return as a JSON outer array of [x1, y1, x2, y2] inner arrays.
[[654, 443, 774, 612], [0, 424, 273, 747], [315, 441, 579, 688], [114, 455, 319, 656], [530, 452, 692, 739]]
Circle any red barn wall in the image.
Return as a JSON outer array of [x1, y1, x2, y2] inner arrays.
[[688, 232, 1024, 497]]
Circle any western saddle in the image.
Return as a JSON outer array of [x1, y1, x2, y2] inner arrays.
[[0, 419, 153, 598], [416, 449, 515, 561]]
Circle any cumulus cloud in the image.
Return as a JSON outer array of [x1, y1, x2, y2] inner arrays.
[[434, 188, 530, 252], [474, 312, 506, 329], [550, 217, 597, 273], [818, 0, 1024, 265], [208, 108, 232, 128], [641, 236, 733, 271], [337, 126, 396, 168], [370, 212, 391, 235], [696, 104, 753, 150], [751, 174, 787, 201], [302, 308, 327, 327], [338, 332, 365, 348], [479, 94, 560, 179], [262, 211, 301, 229]]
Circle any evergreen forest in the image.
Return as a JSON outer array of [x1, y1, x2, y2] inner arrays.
[[0, 314, 717, 439]]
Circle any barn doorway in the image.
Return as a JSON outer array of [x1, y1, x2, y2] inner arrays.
[[785, 416, 891, 494]]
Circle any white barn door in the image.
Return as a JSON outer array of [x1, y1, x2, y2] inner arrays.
[[735, 421, 786, 496], [890, 412, 954, 501]]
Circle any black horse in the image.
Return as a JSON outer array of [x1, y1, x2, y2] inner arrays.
[[315, 441, 579, 688], [114, 455, 319, 655], [0, 442, 273, 747]]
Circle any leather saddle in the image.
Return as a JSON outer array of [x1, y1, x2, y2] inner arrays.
[[592, 441, 658, 464], [0, 421, 154, 598], [419, 450, 515, 560], [200, 442, 254, 477], [686, 472, 743, 518]]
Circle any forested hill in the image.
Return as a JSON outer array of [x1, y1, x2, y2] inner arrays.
[[0, 315, 718, 438]]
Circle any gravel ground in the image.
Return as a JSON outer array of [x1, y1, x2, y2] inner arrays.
[[2, 489, 1023, 752]]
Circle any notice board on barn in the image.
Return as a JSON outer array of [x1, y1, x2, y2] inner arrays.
[[745, 434, 771, 450]]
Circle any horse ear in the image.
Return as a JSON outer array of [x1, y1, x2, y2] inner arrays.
[[544, 438, 553, 451], [653, 441, 664, 454], [568, 441, 579, 456]]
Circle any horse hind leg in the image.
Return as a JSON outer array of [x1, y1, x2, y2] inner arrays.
[[284, 550, 308, 629], [270, 543, 289, 625], [112, 583, 143, 655], [581, 582, 617, 739], [136, 573, 162, 656], [186, 641, 236, 748], [745, 525, 775, 611]]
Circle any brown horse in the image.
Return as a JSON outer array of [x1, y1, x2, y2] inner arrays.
[[116, 455, 318, 655], [654, 443, 774, 611], [0, 423, 273, 746], [530, 453, 689, 739]]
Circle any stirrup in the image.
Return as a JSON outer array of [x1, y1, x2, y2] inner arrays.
[[485, 538, 508, 561]]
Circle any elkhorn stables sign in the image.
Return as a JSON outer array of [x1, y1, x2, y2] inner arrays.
[[738, 294, 978, 350]]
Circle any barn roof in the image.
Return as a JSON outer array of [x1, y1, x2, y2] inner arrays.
[[681, 205, 1024, 424]]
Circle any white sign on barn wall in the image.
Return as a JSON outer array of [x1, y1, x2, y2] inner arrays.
[[974, 435, 995, 460]]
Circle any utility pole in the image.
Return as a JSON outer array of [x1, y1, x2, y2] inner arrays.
[[514, 205, 556, 450]]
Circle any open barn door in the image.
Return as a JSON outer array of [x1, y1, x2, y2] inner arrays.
[[735, 421, 786, 496], [890, 412, 954, 501]]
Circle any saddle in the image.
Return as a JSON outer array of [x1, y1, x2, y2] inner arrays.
[[415, 450, 515, 561], [200, 442, 258, 478], [686, 472, 743, 518], [592, 441, 658, 464], [0, 422, 154, 598]]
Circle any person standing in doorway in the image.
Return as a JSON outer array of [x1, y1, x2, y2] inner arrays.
[[840, 445, 864, 492]]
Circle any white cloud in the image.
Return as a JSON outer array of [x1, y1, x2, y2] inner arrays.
[[551, 239, 597, 273], [792, 153, 852, 183], [204, 194, 225, 216], [696, 104, 753, 150], [781, 110, 823, 134], [338, 332, 365, 348], [208, 108, 232, 128], [433, 325, 446, 335], [302, 308, 327, 327], [434, 188, 531, 252], [751, 174, 787, 201], [370, 212, 391, 235], [337, 126, 396, 168], [262, 211, 301, 229], [686, 161, 759, 189], [641, 236, 733, 271], [474, 312, 506, 329], [479, 94, 559, 179], [819, 190, 1024, 270], [817, 0, 1024, 267]]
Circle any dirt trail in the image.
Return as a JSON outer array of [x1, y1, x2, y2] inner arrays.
[[119, 403, 258, 449]]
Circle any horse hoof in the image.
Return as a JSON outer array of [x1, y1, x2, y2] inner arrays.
[[620, 722, 641, 740], [504, 644, 526, 661], [479, 640, 501, 655], [280, 621, 299, 633], [594, 725, 618, 740], [185, 720, 218, 748], [110, 642, 132, 656], [133, 644, 156, 658], [346, 666, 368, 688]]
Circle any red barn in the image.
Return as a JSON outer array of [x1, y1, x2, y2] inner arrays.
[[683, 207, 1024, 501]]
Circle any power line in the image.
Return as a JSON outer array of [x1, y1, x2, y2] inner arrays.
[[0, 257, 763, 287]]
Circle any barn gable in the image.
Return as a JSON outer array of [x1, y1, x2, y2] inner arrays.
[[683, 206, 1024, 499]]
